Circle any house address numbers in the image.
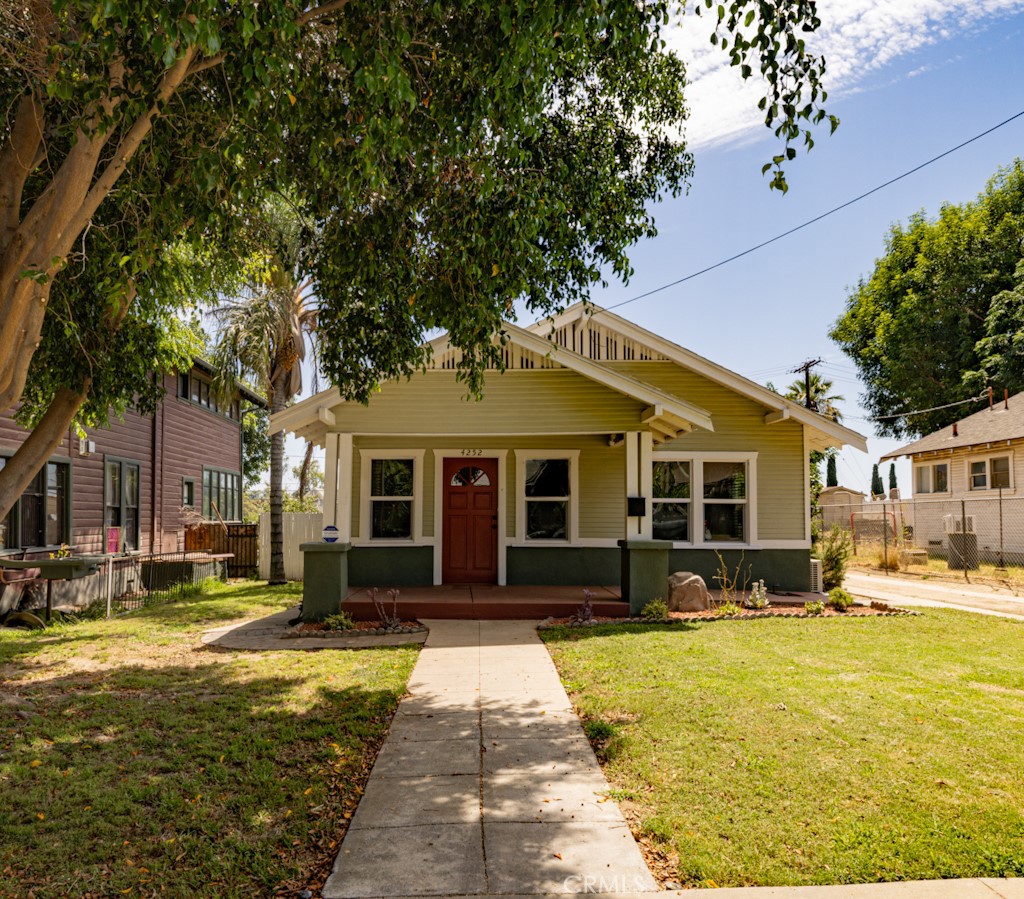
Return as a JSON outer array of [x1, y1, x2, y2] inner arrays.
[[460, 449, 484, 457]]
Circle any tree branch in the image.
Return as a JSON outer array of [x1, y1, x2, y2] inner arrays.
[[296, 0, 350, 28]]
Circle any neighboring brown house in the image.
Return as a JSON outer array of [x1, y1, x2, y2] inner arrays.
[[0, 360, 263, 560]]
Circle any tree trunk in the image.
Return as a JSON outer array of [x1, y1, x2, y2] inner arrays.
[[267, 377, 288, 585], [0, 384, 90, 522], [297, 441, 314, 501]]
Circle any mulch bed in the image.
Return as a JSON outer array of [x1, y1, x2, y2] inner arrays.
[[540, 601, 917, 628]]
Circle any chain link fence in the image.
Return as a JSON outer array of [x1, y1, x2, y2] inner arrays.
[[816, 492, 1024, 585]]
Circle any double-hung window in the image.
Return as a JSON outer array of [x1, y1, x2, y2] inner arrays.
[[969, 455, 1012, 491], [914, 462, 949, 495], [514, 450, 578, 543], [105, 458, 141, 551], [0, 457, 70, 550], [652, 460, 691, 541], [369, 458, 415, 539], [703, 460, 747, 543]]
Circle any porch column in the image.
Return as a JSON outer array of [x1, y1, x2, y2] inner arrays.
[[624, 430, 653, 540], [322, 432, 354, 541]]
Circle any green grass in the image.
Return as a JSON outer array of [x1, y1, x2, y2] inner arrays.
[[0, 580, 418, 898], [542, 612, 1024, 888]]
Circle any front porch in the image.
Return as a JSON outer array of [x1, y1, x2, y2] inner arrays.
[[342, 583, 627, 620]]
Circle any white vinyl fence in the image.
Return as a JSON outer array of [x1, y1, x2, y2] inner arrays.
[[258, 512, 321, 580]]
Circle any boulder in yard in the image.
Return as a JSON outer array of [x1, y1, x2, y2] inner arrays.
[[668, 571, 710, 612]]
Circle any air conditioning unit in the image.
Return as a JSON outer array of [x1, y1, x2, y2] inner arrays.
[[943, 514, 975, 534], [809, 558, 823, 593], [78, 437, 96, 457]]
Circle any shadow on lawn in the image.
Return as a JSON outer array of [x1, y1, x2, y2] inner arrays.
[[541, 621, 698, 643], [0, 650, 412, 898]]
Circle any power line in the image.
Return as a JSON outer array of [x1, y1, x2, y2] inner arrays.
[[874, 393, 987, 421], [604, 107, 1024, 313]]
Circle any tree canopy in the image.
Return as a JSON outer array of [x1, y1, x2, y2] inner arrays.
[[0, 0, 836, 518], [831, 160, 1024, 439]]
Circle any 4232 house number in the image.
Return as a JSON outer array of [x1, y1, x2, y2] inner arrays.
[[460, 449, 484, 457]]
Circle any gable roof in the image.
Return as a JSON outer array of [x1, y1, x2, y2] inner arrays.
[[526, 303, 867, 453], [272, 320, 714, 444], [881, 392, 1024, 460]]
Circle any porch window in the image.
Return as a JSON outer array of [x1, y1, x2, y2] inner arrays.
[[105, 458, 141, 551], [703, 460, 746, 542], [0, 457, 70, 549], [524, 458, 570, 540], [652, 460, 690, 541], [370, 458, 414, 539]]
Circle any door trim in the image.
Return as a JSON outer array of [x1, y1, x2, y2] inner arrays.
[[433, 449, 507, 586]]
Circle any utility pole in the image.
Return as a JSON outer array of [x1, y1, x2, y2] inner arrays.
[[791, 358, 823, 411]]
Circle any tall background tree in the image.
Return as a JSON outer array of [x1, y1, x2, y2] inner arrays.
[[0, 0, 837, 521], [783, 373, 843, 514], [831, 161, 1024, 438], [871, 464, 884, 498], [888, 462, 898, 493], [826, 455, 838, 488]]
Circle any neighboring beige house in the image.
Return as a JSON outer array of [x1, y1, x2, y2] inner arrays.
[[882, 392, 1022, 562], [272, 304, 866, 597], [818, 485, 867, 529]]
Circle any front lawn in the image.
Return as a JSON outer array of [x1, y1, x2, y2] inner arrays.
[[0, 581, 418, 898], [542, 611, 1024, 888]]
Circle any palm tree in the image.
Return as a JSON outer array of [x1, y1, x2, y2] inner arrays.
[[784, 373, 844, 423], [210, 203, 317, 585]]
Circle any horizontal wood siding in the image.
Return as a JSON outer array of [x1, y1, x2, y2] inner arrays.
[[606, 362, 806, 540], [332, 370, 648, 435], [351, 435, 624, 541], [1, 371, 245, 555], [158, 376, 242, 550]]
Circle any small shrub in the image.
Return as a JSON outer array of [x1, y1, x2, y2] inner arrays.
[[368, 587, 401, 628], [323, 611, 356, 631], [744, 578, 770, 609], [818, 526, 853, 590], [828, 587, 854, 612], [570, 588, 595, 625], [715, 600, 741, 618], [804, 599, 826, 616], [641, 598, 668, 620]]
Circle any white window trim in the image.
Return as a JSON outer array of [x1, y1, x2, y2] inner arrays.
[[432, 450, 508, 586], [651, 451, 759, 549], [513, 449, 580, 545], [913, 461, 950, 495], [966, 451, 1014, 493], [358, 449, 425, 545]]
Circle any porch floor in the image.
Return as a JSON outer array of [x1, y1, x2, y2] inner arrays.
[[342, 584, 625, 620]]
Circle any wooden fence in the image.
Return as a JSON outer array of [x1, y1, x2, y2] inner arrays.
[[184, 523, 259, 577], [258, 512, 321, 580]]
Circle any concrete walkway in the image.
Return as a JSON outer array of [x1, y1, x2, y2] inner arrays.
[[322, 619, 657, 898], [846, 571, 1024, 620]]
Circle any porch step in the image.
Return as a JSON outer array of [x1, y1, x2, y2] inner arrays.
[[341, 584, 627, 621]]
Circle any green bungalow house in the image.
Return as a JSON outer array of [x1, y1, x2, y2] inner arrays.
[[272, 304, 866, 607]]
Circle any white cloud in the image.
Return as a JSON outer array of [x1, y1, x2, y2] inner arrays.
[[665, 0, 1024, 150]]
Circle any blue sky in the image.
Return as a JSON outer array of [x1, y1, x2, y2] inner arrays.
[[583, 0, 1024, 495], [281, 2, 1024, 492]]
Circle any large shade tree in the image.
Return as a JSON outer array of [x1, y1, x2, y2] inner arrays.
[[0, 0, 838, 520], [831, 161, 1024, 438]]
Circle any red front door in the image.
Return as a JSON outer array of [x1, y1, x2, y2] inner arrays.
[[442, 457, 498, 583]]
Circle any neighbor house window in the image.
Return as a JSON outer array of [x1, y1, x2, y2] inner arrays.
[[202, 468, 242, 521], [182, 477, 195, 509], [105, 458, 141, 551], [0, 458, 70, 550], [969, 455, 1012, 491], [652, 460, 691, 542], [703, 460, 747, 543], [179, 371, 241, 420], [370, 458, 414, 539], [914, 462, 948, 495]]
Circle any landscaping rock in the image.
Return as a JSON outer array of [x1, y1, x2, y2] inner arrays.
[[668, 571, 710, 612]]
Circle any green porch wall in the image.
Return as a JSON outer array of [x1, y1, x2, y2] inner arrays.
[[506, 547, 619, 586], [667, 548, 812, 593], [348, 546, 433, 586]]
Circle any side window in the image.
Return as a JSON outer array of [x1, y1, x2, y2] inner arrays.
[[523, 458, 570, 541], [369, 459, 414, 539]]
